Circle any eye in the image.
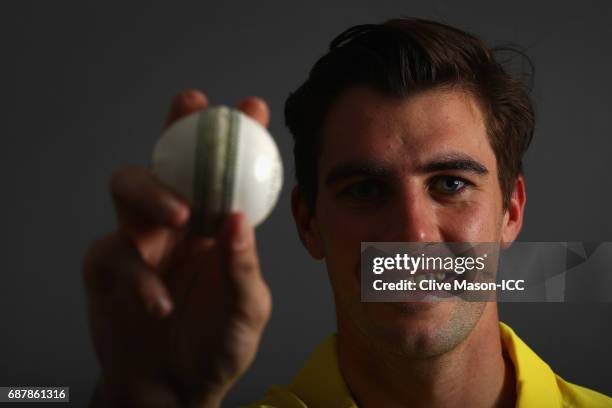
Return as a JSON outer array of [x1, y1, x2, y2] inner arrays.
[[340, 180, 386, 202], [430, 176, 470, 194]]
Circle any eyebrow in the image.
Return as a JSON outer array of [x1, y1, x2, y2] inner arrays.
[[325, 160, 392, 186], [420, 153, 489, 175], [324, 153, 488, 186]]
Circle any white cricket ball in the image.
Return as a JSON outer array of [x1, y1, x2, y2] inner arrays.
[[152, 106, 283, 234]]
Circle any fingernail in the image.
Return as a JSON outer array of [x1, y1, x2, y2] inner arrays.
[[164, 200, 188, 224], [152, 296, 172, 318]]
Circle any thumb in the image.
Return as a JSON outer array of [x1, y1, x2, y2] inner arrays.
[[220, 212, 260, 286], [219, 212, 271, 327]]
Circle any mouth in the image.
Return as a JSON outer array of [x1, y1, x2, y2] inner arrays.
[[400, 269, 472, 301], [406, 270, 456, 284], [359, 243, 498, 303]]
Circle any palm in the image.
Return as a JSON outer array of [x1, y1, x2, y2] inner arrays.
[[85, 91, 272, 406], [89, 233, 268, 401], [165, 237, 267, 392]]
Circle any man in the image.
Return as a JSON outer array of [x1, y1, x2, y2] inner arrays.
[[83, 18, 611, 407]]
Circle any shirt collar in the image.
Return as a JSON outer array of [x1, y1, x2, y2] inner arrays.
[[499, 322, 563, 407], [288, 322, 562, 407]]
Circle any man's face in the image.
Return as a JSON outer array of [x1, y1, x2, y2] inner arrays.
[[296, 86, 524, 357]]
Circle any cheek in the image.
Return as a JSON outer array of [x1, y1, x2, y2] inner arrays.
[[436, 199, 502, 242], [315, 197, 378, 290], [317, 194, 387, 250]]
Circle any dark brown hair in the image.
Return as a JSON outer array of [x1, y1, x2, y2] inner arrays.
[[285, 18, 535, 210]]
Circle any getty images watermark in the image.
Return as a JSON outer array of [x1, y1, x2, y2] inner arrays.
[[361, 242, 612, 302]]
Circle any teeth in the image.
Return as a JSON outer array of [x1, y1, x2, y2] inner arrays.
[[435, 272, 446, 281]]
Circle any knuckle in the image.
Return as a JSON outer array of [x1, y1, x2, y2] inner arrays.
[[231, 251, 260, 275], [234, 282, 272, 329], [83, 233, 115, 271], [149, 187, 171, 207], [82, 232, 122, 290], [253, 288, 272, 325], [109, 166, 146, 198], [109, 166, 130, 193], [249, 290, 273, 328], [134, 270, 161, 294]]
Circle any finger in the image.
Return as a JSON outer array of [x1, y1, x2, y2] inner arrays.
[[110, 166, 189, 267], [110, 166, 190, 228], [128, 253, 174, 318], [237, 96, 270, 128], [83, 233, 119, 297], [164, 89, 209, 130], [218, 212, 271, 328], [83, 233, 174, 318], [222, 212, 260, 283]]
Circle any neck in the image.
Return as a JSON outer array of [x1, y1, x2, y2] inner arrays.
[[337, 303, 515, 408]]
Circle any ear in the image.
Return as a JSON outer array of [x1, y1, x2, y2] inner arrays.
[[501, 175, 526, 247], [291, 186, 324, 259]]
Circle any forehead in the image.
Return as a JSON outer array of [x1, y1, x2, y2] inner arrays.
[[318, 86, 494, 174]]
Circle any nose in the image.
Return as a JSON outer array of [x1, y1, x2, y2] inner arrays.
[[387, 183, 441, 243]]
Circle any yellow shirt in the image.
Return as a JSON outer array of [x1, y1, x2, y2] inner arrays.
[[245, 323, 611, 407]]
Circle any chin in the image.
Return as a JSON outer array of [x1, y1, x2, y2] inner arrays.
[[352, 300, 482, 358]]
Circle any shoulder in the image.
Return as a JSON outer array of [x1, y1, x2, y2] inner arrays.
[[500, 322, 611, 407], [241, 385, 307, 408], [555, 376, 612, 408], [242, 334, 356, 408]]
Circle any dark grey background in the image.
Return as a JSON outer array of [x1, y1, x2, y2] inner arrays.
[[5, 1, 611, 406]]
